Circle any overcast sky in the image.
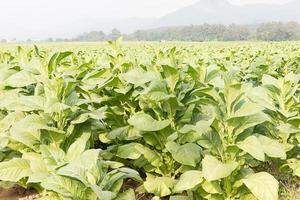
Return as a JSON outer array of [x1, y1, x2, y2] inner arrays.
[[0, 0, 293, 40]]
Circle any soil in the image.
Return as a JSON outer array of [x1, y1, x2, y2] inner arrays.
[[0, 186, 39, 200]]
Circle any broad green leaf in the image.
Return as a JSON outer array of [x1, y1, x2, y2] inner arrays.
[[44, 97, 70, 113], [23, 152, 48, 176], [41, 175, 86, 199], [0, 92, 44, 112], [238, 136, 265, 161], [201, 181, 222, 194], [100, 168, 142, 191], [0, 112, 25, 133], [40, 145, 66, 166], [66, 132, 91, 161], [166, 141, 202, 167], [144, 176, 176, 197], [233, 101, 264, 118], [120, 68, 158, 85], [173, 170, 203, 192], [71, 109, 106, 124], [28, 172, 50, 183], [240, 193, 259, 200], [0, 158, 31, 182], [58, 149, 101, 185], [162, 65, 179, 92], [202, 155, 238, 181], [10, 114, 63, 149], [48, 51, 73, 73], [38, 191, 63, 200], [258, 135, 286, 159], [116, 143, 144, 159], [90, 185, 116, 200], [170, 196, 190, 200], [116, 188, 136, 200], [227, 112, 268, 137], [197, 130, 223, 156], [135, 145, 162, 167], [128, 112, 170, 132], [141, 80, 170, 101], [5, 70, 36, 87], [10, 114, 47, 147], [243, 172, 278, 200], [262, 75, 280, 91]]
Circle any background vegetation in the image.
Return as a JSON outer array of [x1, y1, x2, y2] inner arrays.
[[31, 21, 300, 42]]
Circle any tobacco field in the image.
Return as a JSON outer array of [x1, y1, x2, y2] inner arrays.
[[0, 41, 299, 200]]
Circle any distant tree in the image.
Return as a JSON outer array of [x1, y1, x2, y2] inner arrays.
[[74, 31, 106, 41], [256, 22, 300, 41], [286, 21, 300, 40], [109, 28, 122, 40], [47, 38, 54, 42], [0, 39, 7, 43], [223, 25, 251, 41], [70, 22, 300, 42]]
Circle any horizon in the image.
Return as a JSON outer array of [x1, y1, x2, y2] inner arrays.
[[0, 0, 295, 40]]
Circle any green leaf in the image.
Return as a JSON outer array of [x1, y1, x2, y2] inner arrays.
[[28, 172, 50, 183], [40, 145, 66, 166], [243, 172, 278, 200], [116, 188, 136, 200], [136, 145, 162, 167], [41, 175, 87, 199], [0, 158, 31, 182], [116, 143, 143, 159], [44, 97, 70, 114], [128, 112, 170, 132], [90, 185, 116, 200], [227, 112, 268, 137], [238, 136, 265, 161], [285, 159, 300, 177], [71, 109, 106, 125], [173, 170, 203, 192], [65, 132, 91, 161], [201, 181, 222, 194], [5, 70, 36, 87], [10, 114, 63, 149], [0, 91, 21, 111], [144, 176, 176, 197], [262, 75, 280, 92], [0, 112, 25, 133], [48, 51, 73, 73], [101, 168, 142, 191], [141, 80, 170, 101], [10, 114, 46, 148], [202, 155, 238, 181], [197, 130, 223, 156], [166, 141, 202, 167], [120, 68, 158, 85], [58, 149, 101, 185], [258, 135, 286, 159], [162, 65, 179, 92], [170, 196, 190, 200]]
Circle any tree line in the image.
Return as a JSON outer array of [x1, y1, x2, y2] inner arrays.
[[1, 21, 300, 43], [76, 21, 300, 42]]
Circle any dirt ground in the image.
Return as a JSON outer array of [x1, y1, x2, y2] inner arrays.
[[0, 186, 39, 200]]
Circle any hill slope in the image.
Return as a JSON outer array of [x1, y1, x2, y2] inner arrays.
[[155, 0, 300, 27]]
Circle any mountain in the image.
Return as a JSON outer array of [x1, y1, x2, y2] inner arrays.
[[66, 0, 300, 35], [154, 0, 300, 27]]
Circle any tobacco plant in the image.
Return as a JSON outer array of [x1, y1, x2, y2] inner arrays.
[[0, 41, 299, 200]]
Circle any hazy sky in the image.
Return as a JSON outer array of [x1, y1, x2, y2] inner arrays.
[[0, 0, 293, 40]]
